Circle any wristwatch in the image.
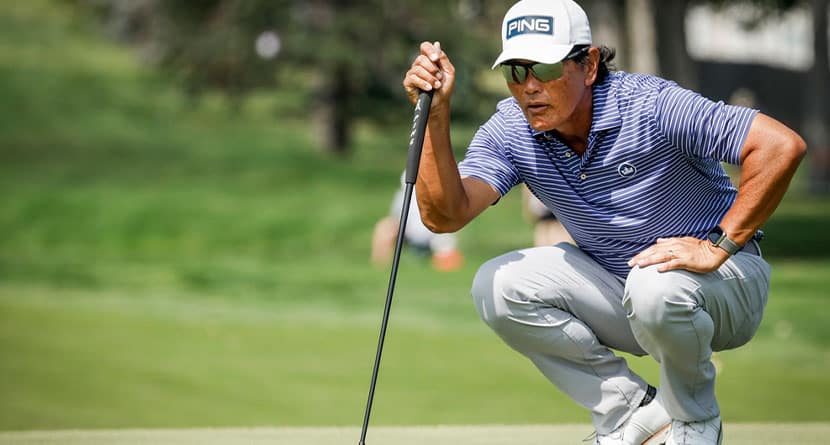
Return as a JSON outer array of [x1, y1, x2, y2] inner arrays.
[[707, 225, 742, 255]]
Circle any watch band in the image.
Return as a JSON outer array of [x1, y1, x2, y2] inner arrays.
[[708, 226, 742, 255]]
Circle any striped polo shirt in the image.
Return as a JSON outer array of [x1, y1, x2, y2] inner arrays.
[[458, 71, 757, 278]]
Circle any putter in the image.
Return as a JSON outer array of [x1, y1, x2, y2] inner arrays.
[[359, 90, 433, 445]]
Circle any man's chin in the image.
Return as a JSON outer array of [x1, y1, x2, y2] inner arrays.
[[522, 112, 555, 132], [528, 120, 554, 132]]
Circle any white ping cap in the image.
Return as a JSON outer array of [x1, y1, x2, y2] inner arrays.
[[492, 0, 592, 69]]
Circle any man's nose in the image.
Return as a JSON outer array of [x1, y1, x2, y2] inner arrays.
[[523, 72, 543, 94]]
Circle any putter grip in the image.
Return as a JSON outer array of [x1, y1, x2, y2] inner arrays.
[[404, 90, 434, 185]]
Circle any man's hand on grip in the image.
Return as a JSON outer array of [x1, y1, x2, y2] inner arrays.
[[403, 41, 455, 112]]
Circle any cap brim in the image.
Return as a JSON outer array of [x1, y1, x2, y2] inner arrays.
[[491, 44, 573, 69]]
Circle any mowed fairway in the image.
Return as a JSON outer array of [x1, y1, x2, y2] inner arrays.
[[2, 424, 830, 445], [1, 0, 830, 441]]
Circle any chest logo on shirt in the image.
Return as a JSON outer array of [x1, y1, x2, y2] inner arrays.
[[618, 162, 637, 178]]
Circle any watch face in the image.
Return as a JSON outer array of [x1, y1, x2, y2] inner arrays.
[[708, 227, 724, 244]]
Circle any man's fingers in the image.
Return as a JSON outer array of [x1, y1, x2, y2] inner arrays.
[[406, 61, 442, 89], [628, 237, 725, 274], [421, 40, 442, 62], [628, 252, 657, 268], [420, 41, 440, 61], [656, 258, 682, 272], [628, 246, 674, 268], [405, 41, 454, 106], [419, 41, 454, 75], [411, 65, 441, 89], [406, 73, 433, 92], [414, 54, 441, 76], [434, 43, 456, 77], [628, 247, 656, 266], [410, 54, 442, 88], [405, 52, 448, 93]]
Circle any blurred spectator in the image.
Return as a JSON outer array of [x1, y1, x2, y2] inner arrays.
[[371, 173, 464, 272]]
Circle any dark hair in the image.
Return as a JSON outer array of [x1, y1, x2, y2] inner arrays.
[[571, 45, 616, 84]]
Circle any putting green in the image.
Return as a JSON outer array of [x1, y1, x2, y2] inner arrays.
[[1, 424, 827, 444]]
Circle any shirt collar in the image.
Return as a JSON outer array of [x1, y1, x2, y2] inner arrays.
[[589, 74, 621, 133]]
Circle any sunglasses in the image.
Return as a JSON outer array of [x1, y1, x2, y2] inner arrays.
[[500, 47, 589, 84]]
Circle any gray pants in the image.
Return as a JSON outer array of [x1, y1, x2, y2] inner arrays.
[[470, 242, 770, 434]]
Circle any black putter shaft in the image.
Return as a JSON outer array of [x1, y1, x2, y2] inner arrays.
[[359, 90, 434, 445]]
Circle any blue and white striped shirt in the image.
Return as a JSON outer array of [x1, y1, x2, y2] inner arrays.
[[458, 72, 757, 277]]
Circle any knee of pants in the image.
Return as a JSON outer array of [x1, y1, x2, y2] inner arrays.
[[623, 265, 699, 334], [471, 257, 589, 358], [470, 255, 515, 332], [470, 253, 555, 332]]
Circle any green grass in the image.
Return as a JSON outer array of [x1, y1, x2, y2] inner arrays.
[[2, 424, 830, 445], [1, 0, 829, 432], [2, 265, 829, 429]]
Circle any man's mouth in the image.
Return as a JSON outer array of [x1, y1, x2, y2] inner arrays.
[[526, 102, 548, 113]]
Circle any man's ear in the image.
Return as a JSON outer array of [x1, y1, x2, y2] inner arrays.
[[585, 47, 600, 86]]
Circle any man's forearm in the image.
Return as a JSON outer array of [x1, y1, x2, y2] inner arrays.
[[719, 114, 807, 245], [415, 108, 471, 233]]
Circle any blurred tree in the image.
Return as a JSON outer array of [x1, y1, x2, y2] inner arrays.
[[87, 0, 511, 156], [804, 0, 829, 193], [652, 0, 698, 89], [708, 0, 827, 194], [650, 0, 829, 193], [652, 0, 799, 90], [86, 0, 828, 187]]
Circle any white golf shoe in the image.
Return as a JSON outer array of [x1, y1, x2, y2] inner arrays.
[[593, 395, 671, 444], [666, 416, 723, 445]]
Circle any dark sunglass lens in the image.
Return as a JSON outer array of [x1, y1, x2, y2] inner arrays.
[[531, 63, 563, 82], [514, 66, 527, 83], [501, 65, 520, 83], [500, 65, 515, 83], [500, 64, 528, 84]]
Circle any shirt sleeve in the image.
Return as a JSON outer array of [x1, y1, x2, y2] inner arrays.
[[457, 112, 521, 197], [654, 84, 758, 165]]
